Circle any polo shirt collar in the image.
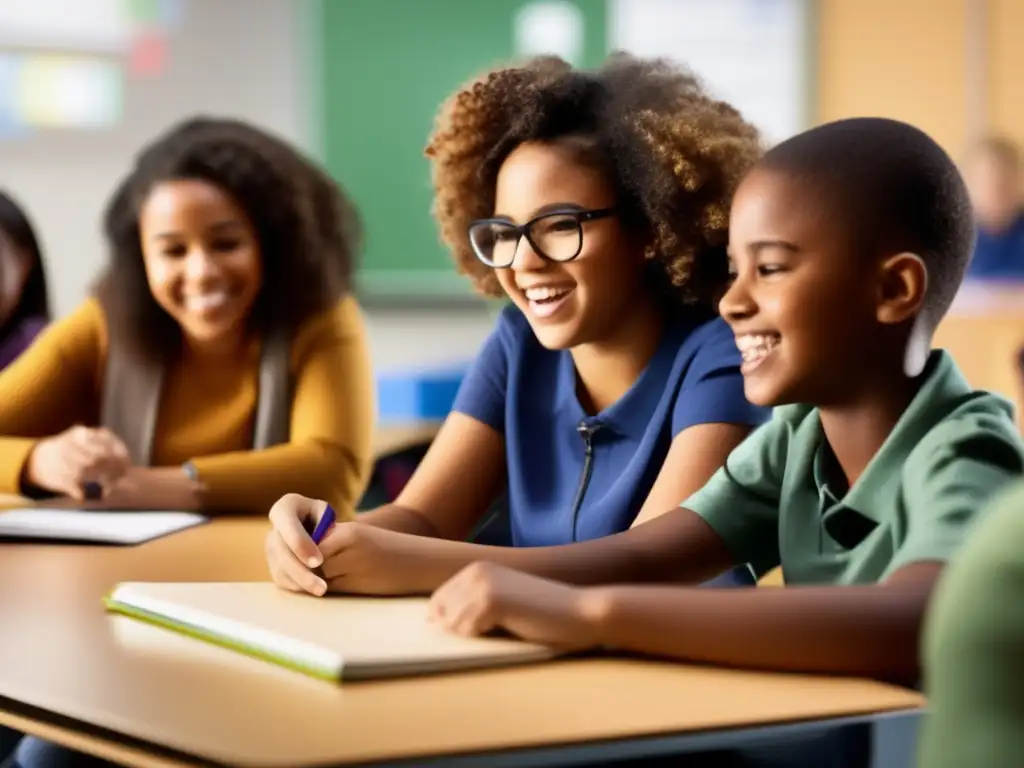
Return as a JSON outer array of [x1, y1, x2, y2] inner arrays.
[[812, 350, 971, 524], [555, 315, 697, 438]]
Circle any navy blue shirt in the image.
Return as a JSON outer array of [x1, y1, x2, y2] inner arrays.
[[967, 213, 1024, 278], [453, 305, 771, 547]]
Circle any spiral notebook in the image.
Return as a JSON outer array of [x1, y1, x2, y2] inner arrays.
[[104, 582, 560, 682]]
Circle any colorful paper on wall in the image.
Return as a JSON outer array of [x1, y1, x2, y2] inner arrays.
[[1, 53, 121, 129], [0, 0, 183, 134]]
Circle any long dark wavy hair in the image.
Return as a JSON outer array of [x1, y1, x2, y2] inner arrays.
[[0, 190, 51, 338], [94, 116, 360, 358]]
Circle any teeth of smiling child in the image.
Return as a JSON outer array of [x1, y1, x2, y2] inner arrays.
[[185, 292, 229, 311], [735, 334, 780, 352], [524, 286, 572, 302], [736, 334, 780, 362]]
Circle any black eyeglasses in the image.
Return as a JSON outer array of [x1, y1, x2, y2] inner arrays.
[[467, 207, 616, 268]]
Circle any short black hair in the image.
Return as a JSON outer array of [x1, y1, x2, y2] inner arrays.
[[0, 190, 50, 335], [758, 117, 974, 330], [95, 117, 358, 358]]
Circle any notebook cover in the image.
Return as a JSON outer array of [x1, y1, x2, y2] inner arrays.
[[104, 594, 339, 681], [103, 582, 557, 683]]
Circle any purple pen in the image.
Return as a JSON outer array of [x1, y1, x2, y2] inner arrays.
[[309, 504, 336, 544]]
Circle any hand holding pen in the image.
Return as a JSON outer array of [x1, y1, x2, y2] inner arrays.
[[265, 495, 337, 596]]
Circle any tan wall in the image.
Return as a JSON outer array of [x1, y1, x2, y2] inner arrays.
[[988, 0, 1024, 148], [816, 0, 969, 154], [817, 0, 1024, 155]]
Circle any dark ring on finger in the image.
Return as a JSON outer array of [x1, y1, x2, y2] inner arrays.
[[82, 482, 102, 501]]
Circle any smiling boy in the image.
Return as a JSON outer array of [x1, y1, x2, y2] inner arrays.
[[427, 117, 1024, 684]]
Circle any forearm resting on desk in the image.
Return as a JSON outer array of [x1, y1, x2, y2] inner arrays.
[[192, 442, 370, 514], [585, 576, 936, 684], [366, 508, 734, 592], [99, 467, 203, 510]]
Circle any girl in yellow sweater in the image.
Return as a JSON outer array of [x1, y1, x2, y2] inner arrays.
[[0, 117, 375, 515]]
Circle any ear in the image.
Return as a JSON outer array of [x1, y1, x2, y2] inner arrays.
[[876, 252, 927, 325]]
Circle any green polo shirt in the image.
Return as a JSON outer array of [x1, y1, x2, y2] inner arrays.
[[917, 482, 1024, 768], [683, 351, 1024, 584]]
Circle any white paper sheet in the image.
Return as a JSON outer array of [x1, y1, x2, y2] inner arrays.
[[0, 509, 208, 544]]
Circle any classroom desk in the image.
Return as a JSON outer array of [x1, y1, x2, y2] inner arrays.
[[933, 280, 1024, 428], [0, 520, 924, 768]]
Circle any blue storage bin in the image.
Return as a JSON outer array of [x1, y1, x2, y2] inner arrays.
[[376, 364, 470, 423]]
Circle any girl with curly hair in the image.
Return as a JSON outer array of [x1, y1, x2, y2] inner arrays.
[[0, 117, 374, 515], [265, 53, 768, 597]]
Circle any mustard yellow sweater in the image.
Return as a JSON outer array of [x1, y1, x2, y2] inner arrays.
[[0, 296, 375, 515]]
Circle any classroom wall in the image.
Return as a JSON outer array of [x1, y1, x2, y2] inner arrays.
[[0, 0, 493, 372], [816, 0, 970, 154], [386, 0, 1023, 371], [817, 0, 1024, 158], [988, 0, 1024, 149], [0, 0, 310, 320], [6, 0, 1019, 374]]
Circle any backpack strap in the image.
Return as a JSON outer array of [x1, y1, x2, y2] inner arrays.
[[252, 323, 291, 449], [100, 335, 163, 467], [101, 323, 293, 464]]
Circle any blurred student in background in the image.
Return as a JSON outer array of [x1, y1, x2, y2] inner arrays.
[[0, 191, 50, 370], [0, 117, 374, 515], [964, 136, 1024, 278], [2, 117, 376, 768], [266, 53, 771, 597]]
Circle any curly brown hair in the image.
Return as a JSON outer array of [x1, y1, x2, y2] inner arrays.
[[95, 116, 359, 358], [425, 53, 762, 307]]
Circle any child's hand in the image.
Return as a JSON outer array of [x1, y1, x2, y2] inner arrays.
[[266, 494, 335, 596], [427, 562, 606, 650], [23, 426, 132, 500], [267, 495, 432, 597], [317, 522, 442, 595]]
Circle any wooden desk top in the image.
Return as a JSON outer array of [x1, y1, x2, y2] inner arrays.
[[0, 520, 924, 767]]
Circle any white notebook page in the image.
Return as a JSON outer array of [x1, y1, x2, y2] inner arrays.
[[0, 509, 208, 544]]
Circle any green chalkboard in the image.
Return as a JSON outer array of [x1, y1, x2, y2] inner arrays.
[[317, 0, 607, 302]]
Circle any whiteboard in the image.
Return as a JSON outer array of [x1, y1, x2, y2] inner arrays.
[[608, 0, 811, 145]]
